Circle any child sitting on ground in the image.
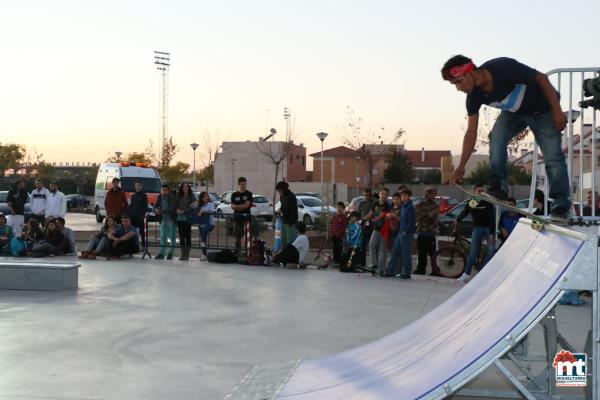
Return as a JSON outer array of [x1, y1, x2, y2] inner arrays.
[[339, 211, 362, 272], [272, 221, 309, 268]]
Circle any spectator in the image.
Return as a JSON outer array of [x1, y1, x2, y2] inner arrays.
[[415, 187, 439, 275], [176, 182, 196, 261], [6, 179, 28, 237], [22, 218, 45, 251], [498, 197, 522, 246], [272, 222, 309, 267], [533, 189, 545, 216], [339, 211, 363, 271], [153, 183, 177, 260], [55, 217, 76, 255], [106, 215, 140, 259], [46, 182, 67, 220], [357, 188, 376, 266], [385, 192, 402, 239], [368, 187, 391, 274], [329, 201, 348, 264], [80, 215, 118, 259], [383, 189, 416, 279], [455, 183, 495, 283], [129, 180, 148, 247], [583, 191, 600, 216], [231, 177, 253, 251], [276, 181, 298, 248], [195, 191, 215, 261], [104, 178, 128, 223], [30, 179, 50, 227], [32, 219, 65, 257], [0, 214, 15, 254]]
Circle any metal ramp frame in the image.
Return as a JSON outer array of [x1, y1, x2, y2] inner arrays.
[[224, 220, 599, 399]]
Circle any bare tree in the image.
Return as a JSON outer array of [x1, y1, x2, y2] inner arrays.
[[342, 106, 405, 188], [258, 127, 295, 224], [198, 128, 223, 192]]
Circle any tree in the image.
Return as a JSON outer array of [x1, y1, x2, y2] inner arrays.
[[383, 148, 414, 183], [159, 161, 191, 186], [258, 128, 294, 224], [342, 106, 405, 187], [420, 169, 441, 184], [464, 161, 532, 185], [198, 128, 223, 191], [0, 143, 26, 174]]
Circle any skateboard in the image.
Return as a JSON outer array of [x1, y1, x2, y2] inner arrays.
[[454, 184, 570, 230]]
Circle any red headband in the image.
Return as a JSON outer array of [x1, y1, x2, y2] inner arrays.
[[449, 62, 475, 78]]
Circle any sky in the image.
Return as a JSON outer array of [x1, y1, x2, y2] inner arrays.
[[1, 0, 599, 170]]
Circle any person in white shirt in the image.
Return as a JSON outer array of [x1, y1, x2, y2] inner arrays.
[[30, 179, 50, 227], [46, 182, 67, 219], [272, 221, 309, 267]]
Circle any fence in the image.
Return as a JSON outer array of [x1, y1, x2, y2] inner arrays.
[[140, 212, 256, 259]]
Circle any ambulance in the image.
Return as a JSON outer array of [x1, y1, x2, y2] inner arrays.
[[94, 162, 162, 222]]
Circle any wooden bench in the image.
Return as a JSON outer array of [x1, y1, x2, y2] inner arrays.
[[0, 261, 81, 291]]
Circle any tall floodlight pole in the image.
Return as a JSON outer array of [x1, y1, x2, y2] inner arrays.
[[316, 132, 328, 213], [283, 107, 291, 179], [190, 143, 199, 189], [154, 51, 170, 166]]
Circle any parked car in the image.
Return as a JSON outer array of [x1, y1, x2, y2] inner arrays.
[[0, 191, 32, 221], [276, 195, 336, 225], [438, 200, 474, 237], [66, 194, 90, 210], [194, 191, 221, 207], [220, 190, 235, 204], [413, 195, 459, 214], [216, 194, 273, 220], [345, 196, 365, 213], [295, 192, 320, 199]]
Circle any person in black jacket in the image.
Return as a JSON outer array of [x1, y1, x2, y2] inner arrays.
[[7, 179, 29, 237], [129, 181, 148, 247], [153, 183, 177, 260], [454, 183, 495, 282], [276, 181, 298, 247]]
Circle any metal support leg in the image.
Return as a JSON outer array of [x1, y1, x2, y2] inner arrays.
[[494, 360, 537, 400], [542, 308, 559, 396]]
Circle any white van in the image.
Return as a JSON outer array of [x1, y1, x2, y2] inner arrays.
[[94, 162, 162, 222]]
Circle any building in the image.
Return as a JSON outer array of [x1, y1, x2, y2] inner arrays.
[[310, 145, 452, 196], [451, 153, 490, 178], [213, 140, 307, 197]]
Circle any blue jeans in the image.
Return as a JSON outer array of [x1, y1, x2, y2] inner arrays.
[[199, 224, 214, 255], [465, 227, 495, 275], [489, 111, 571, 210], [385, 232, 412, 276]]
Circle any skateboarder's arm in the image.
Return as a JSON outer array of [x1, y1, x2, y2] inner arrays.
[[453, 115, 479, 182], [536, 72, 567, 131]]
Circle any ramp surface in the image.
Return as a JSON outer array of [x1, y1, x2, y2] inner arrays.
[[263, 222, 589, 399]]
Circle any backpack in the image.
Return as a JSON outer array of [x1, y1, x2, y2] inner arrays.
[[247, 239, 266, 266], [208, 249, 238, 264], [10, 237, 27, 257]]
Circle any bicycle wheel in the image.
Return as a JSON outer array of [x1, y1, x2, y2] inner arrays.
[[434, 247, 467, 279]]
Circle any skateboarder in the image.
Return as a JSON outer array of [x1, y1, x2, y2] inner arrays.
[[442, 55, 571, 218]]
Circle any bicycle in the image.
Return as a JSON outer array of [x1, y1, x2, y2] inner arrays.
[[433, 229, 493, 279]]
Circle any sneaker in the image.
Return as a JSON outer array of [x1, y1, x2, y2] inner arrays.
[[378, 271, 394, 278], [167, 255, 173, 260], [551, 207, 570, 220], [414, 270, 425, 275], [456, 272, 471, 283], [154, 254, 165, 260], [394, 273, 411, 279], [199, 254, 207, 261]]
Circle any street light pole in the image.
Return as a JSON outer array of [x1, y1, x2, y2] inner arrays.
[[316, 132, 328, 213], [190, 143, 199, 189], [231, 159, 237, 190]]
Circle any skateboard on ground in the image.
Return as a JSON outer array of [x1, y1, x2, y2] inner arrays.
[[455, 184, 570, 230]]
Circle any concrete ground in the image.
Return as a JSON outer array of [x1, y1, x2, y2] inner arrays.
[[0, 255, 592, 400]]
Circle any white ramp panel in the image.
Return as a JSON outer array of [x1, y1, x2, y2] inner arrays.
[[276, 222, 585, 399]]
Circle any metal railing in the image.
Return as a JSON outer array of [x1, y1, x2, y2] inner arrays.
[[140, 212, 257, 259], [529, 67, 600, 218]]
